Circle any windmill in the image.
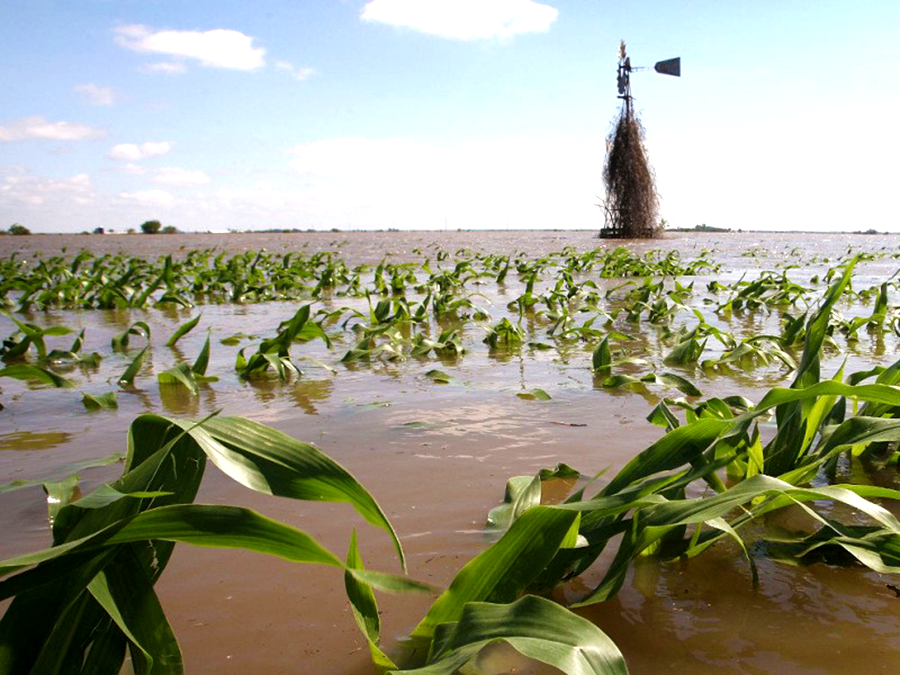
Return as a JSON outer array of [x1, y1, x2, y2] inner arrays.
[[600, 41, 680, 239]]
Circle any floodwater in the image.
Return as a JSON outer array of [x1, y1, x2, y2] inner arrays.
[[2, 230, 900, 674]]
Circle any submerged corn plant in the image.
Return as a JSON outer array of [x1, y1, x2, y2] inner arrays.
[[0, 311, 74, 362], [3, 241, 900, 672], [0, 413, 422, 675], [0, 244, 726, 314], [339, 258, 900, 673], [235, 304, 329, 379]]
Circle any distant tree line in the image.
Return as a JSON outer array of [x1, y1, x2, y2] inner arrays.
[[668, 223, 733, 233], [140, 221, 178, 234]]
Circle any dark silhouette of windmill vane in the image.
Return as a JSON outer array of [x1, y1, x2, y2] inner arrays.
[[600, 41, 680, 239]]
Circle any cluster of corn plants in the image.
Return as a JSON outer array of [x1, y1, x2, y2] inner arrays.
[[3, 244, 900, 673]]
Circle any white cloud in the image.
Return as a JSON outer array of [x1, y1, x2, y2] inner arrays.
[[119, 189, 177, 208], [153, 167, 210, 186], [0, 168, 95, 207], [74, 83, 116, 106], [360, 0, 558, 40], [108, 141, 173, 161], [142, 61, 187, 74], [114, 24, 266, 71], [212, 183, 290, 212], [112, 161, 209, 185], [275, 61, 317, 81], [120, 163, 147, 175], [0, 116, 107, 142]]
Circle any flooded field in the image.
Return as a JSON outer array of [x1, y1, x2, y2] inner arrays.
[[2, 230, 900, 674]]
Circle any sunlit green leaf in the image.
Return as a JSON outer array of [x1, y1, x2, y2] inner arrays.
[[517, 388, 551, 401], [391, 596, 627, 675], [82, 391, 118, 410], [0, 364, 74, 388], [157, 364, 199, 396], [412, 505, 580, 641], [165, 314, 201, 347], [425, 369, 452, 384], [118, 346, 148, 387], [345, 530, 397, 672]]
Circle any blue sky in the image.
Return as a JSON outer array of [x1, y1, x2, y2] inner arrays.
[[2, 0, 898, 233]]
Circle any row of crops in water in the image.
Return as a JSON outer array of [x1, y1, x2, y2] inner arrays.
[[2, 241, 900, 674]]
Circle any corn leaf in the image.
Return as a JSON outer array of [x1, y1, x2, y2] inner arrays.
[[0, 364, 74, 388], [517, 388, 551, 401], [82, 391, 118, 410], [391, 596, 628, 675], [345, 530, 397, 673], [165, 314, 201, 347], [118, 346, 148, 387], [167, 415, 408, 570], [192, 333, 211, 376], [412, 505, 580, 641], [111, 322, 151, 351], [157, 364, 199, 396]]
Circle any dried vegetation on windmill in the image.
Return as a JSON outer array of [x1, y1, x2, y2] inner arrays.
[[600, 42, 679, 239]]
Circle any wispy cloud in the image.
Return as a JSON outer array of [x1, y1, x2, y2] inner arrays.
[[360, 0, 558, 40], [112, 162, 209, 185], [74, 83, 116, 106], [108, 141, 173, 161], [114, 24, 266, 71], [0, 116, 107, 142], [153, 167, 210, 186], [275, 61, 317, 81], [141, 61, 187, 75], [0, 168, 95, 207], [119, 189, 177, 208]]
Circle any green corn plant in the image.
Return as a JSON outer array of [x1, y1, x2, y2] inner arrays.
[[0, 413, 421, 675], [44, 329, 102, 368], [0, 364, 74, 389], [483, 318, 524, 349], [236, 304, 329, 379], [164, 314, 201, 347], [0, 312, 74, 362], [111, 322, 151, 351], [118, 346, 148, 387]]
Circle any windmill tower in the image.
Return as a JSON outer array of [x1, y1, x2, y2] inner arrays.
[[600, 42, 680, 239]]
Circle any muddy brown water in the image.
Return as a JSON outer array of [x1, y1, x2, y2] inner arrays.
[[2, 230, 900, 674]]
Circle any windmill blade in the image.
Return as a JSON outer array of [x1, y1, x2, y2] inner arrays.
[[654, 57, 681, 77]]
